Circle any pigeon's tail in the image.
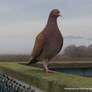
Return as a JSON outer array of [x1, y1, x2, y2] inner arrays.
[[27, 56, 38, 65]]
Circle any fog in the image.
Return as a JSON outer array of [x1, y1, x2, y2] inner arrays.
[[0, 18, 92, 54], [0, 36, 91, 55], [0, 38, 33, 54]]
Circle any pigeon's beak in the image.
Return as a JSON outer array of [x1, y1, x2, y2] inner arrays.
[[58, 13, 64, 19]]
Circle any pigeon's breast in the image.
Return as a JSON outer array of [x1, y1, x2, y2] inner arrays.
[[40, 29, 63, 60]]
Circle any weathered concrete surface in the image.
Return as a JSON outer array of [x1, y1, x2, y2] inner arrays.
[[0, 62, 92, 92]]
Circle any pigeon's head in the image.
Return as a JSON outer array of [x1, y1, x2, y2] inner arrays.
[[50, 9, 62, 18]]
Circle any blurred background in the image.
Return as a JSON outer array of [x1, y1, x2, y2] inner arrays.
[[0, 0, 92, 61]]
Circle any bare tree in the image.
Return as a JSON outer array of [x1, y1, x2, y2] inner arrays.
[[63, 44, 92, 57], [63, 45, 77, 57]]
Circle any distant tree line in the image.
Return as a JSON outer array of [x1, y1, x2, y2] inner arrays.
[[63, 44, 92, 57]]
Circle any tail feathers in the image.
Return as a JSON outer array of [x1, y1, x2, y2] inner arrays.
[[27, 57, 38, 65]]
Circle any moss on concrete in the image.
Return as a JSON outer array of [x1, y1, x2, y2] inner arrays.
[[0, 62, 92, 92], [29, 61, 92, 68]]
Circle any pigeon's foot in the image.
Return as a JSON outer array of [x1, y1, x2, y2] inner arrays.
[[46, 69, 55, 73], [43, 67, 55, 73]]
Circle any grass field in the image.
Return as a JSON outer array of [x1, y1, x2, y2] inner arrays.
[[0, 54, 92, 70], [0, 55, 92, 62]]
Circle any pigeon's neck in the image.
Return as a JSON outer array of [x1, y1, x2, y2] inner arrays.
[[46, 16, 58, 28]]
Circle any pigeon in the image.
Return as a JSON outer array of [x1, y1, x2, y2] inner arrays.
[[27, 9, 63, 73]]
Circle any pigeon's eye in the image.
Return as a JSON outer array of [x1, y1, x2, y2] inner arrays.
[[53, 11, 57, 15], [53, 11, 59, 16]]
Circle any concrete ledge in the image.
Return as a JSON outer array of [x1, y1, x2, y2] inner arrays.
[[0, 62, 92, 92]]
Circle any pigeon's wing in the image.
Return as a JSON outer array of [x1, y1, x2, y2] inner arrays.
[[31, 33, 45, 58]]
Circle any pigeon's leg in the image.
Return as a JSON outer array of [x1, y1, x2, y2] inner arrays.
[[42, 60, 54, 73]]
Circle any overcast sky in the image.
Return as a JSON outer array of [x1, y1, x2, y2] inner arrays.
[[0, 0, 92, 54]]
